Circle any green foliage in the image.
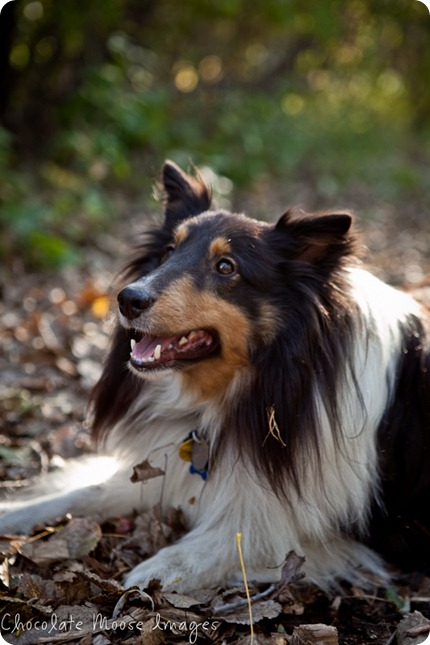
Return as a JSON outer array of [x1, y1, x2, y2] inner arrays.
[[385, 585, 411, 614], [1, 0, 429, 268], [0, 126, 113, 268]]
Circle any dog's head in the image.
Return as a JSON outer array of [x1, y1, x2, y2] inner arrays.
[[117, 161, 354, 396], [118, 211, 255, 387], [92, 161, 355, 433]]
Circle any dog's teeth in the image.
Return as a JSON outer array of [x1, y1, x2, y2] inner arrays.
[[146, 356, 155, 363], [189, 331, 198, 340], [154, 344, 162, 360], [130, 339, 136, 350], [168, 343, 173, 349], [178, 336, 188, 346]]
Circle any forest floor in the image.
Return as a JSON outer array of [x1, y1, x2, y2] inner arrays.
[[1, 194, 430, 645]]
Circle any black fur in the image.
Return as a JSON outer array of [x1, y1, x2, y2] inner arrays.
[[368, 314, 430, 570]]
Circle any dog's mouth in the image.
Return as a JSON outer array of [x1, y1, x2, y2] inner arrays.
[[129, 328, 219, 371]]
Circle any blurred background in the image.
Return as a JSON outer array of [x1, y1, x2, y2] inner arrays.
[[0, 0, 429, 277]]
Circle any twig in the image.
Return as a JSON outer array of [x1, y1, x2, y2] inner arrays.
[[213, 584, 276, 614]]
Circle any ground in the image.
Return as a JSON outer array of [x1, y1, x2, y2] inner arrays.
[[1, 201, 430, 645]]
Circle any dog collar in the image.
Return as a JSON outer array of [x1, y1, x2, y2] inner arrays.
[[179, 431, 209, 480]]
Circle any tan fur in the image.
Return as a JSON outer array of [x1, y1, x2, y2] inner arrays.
[[256, 302, 279, 343], [141, 276, 251, 401], [174, 224, 190, 246], [208, 236, 232, 259]]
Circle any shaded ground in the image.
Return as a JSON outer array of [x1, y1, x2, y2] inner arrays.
[[1, 199, 430, 645]]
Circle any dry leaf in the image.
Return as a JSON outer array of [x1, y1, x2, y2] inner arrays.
[[163, 591, 201, 609], [279, 551, 306, 587], [130, 459, 165, 483], [217, 599, 282, 624], [395, 611, 430, 645], [271, 551, 306, 604], [20, 518, 102, 565], [291, 623, 339, 645]]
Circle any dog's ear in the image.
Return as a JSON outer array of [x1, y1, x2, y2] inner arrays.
[[273, 209, 353, 265], [162, 160, 212, 228]]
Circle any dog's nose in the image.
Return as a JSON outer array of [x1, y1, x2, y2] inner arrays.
[[117, 286, 154, 320]]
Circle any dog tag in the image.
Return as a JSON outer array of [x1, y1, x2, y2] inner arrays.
[[179, 431, 209, 480], [191, 437, 209, 471]]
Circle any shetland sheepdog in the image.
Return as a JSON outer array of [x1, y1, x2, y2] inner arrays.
[[1, 161, 430, 592]]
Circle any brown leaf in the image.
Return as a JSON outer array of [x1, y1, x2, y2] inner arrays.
[[20, 518, 102, 565], [291, 623, 339, 644], [163, 591, 201, 609], [130, 459, 165, 483], [73, 569, 123, 593], [17, 572, 56, 600], [395, 611, 430, 645], [17, 571, 92, 606], [273, 550, 306, 603], [279, 550, 306, 586], [217, 599, 282, 624]]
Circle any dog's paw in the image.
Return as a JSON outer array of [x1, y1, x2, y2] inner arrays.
[[123, 547, 205, 592], [124, 557, 187, 591]]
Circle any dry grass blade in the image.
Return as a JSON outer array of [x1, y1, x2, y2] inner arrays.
[[263, 406, 286, 447], [236, 532, 254, 644]]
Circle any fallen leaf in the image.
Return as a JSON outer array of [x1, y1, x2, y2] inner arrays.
[[217, 599, 282, 624], [20, 518, 102, 565], [279, 551, 306, 587], [291, 623, 339, 644], [395, 611, 430, 645], [130, 459, 165, 483], [163, 591, 201, 609]]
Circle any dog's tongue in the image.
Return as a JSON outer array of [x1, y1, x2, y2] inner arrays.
[[131, 335, 176, 361], [130, 330, 215, 368]]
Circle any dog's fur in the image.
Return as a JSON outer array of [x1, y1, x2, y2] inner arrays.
[[1, 161, 430, 592]]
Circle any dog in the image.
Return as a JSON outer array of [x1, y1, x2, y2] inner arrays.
[[1, 160, 430, 593]]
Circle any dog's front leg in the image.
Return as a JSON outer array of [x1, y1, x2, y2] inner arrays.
[[123, 467, 292, 591], [124, 526, 246, 592], [123, 493, 282, 592]]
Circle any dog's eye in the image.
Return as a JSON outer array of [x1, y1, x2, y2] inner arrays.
[[161, 244, 175, 263], [216, 258, 236, 276]]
